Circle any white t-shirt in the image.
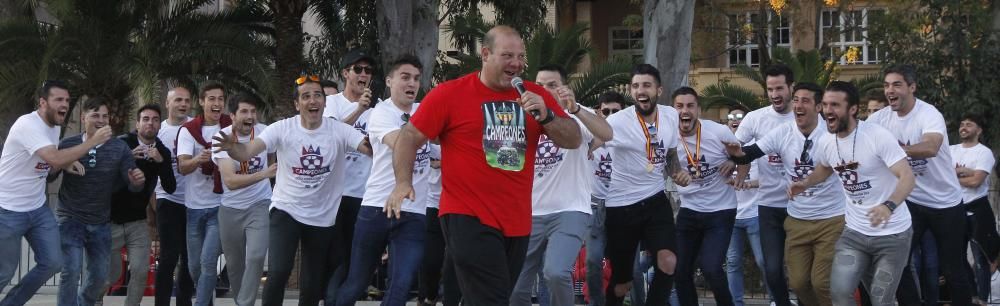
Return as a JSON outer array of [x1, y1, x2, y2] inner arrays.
[[735, 163, 759, 219], [324, 93, 374, 198], [361, 100, 432, 214], [427, 144, 442, 210], [735, 106, 794, 208], [867, 99, 962, 208], [155, 118, 190, 204], [0, 111, 60, 212], [259, 116, 365, 227], [177, 123, 222, 209], [674, 120, 738, 212], [951, 143, 995, 202], [605, 105, 680, 207], [532, 114, 595, 216], [755, 121, 846, 220], [212, 124, 272, 210], [815, 121, 911, 236], [590, 145, 612, 200]]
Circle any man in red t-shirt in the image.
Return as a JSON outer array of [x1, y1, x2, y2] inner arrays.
[[387, 25, 582, 305]]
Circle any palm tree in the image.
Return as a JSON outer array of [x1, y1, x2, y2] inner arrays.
[[0, 0, 274, 132]]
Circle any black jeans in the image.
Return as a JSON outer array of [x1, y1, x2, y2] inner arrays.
[[758, 205, 791, 306], [155, 199, 194, 306], [603, 192, 676, 306], [262, 208, 339, 306], [442, 214, 528, 306], [675, 208, 737, 306], [324, 196, 362, 304], [896, 202, 972, 306], [419, 208, 462, 305]]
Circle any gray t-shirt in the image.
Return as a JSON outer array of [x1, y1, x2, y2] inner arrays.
[[57, 134, 136, 224]]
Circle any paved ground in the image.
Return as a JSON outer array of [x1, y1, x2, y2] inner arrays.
[[21, 294, 775, 305]]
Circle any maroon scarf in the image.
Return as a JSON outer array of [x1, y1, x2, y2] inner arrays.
[[175, 114, 232, 194]]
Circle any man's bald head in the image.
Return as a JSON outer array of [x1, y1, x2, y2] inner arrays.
[[484, 25, 522, 51]]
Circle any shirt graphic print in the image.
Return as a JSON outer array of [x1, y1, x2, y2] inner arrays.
[[482, 101, 528, 171]]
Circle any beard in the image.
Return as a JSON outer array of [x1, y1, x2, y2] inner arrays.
[[636, 99, 657, 116], [828, 116, 849, 134]]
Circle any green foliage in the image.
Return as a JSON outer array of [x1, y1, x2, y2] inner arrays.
[[523, 23, 594, 82], [570, 56, 635, 107], [701, 81, 767, 112], [0, 0, 274, 131], [868, 0, 1000, 147]]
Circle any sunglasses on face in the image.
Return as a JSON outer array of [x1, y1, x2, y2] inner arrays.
[[351, 65, 374, 75], [800, 139, 813, 164], [295, 74, 320, 85], [601, 108, 621, 116], [87, 148, 97, 168], [727, 113, 745, 120]]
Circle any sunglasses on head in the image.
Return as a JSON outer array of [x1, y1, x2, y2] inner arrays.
[[351, 65, 374, 75], [601, 108, 621, 116], [295, 74, 320, 85], [401, 113, 410, 123], [727, 113, 745, 120]]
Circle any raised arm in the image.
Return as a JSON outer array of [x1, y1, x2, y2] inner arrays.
[[569, 105, 613, 142], [210, 130, 268, 162]]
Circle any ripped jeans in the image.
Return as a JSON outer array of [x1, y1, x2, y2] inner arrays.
[[829, 227, 912, 306]]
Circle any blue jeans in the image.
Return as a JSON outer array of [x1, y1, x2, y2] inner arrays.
[[632, 248, 654, 306], [186, 207, 221, 306], [586, 200, 606, 306], [726, 217, 770, 306], [675, 208, 736, 306], [57, 217, 111, 306], [758, 206, 791, 306], [0, 206, 63, 306], [335, 206, 426, 306]]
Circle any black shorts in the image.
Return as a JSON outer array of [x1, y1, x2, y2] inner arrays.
[[604, 192, 676, 284]]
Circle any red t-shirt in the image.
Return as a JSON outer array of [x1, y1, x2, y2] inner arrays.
[[409, 72, 568, 237]]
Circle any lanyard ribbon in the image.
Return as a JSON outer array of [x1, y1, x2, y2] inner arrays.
[[680, 122, 702, 177], [636, 111, 659, 167]]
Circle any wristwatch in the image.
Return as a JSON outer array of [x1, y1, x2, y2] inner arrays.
[[538, 109, 556, 125], [882, 200, 898, 213]]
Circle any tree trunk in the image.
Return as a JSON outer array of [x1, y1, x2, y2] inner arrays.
[[643, 0, 696, 104], [375, 0, 440, 90], [269, 0, 309, 120]]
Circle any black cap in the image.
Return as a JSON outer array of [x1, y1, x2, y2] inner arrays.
[[341, 49, 376, 69]]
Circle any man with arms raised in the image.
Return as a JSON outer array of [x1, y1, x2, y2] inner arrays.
[[213, 77, 370, 306], [0, 80, 111, 306], [388, 26, 581, 306], [734, 64, 796, 306], [728, 83, 846, 306], [511, 64, 613, 306], [601, 64, 682, 306], [867, 64, 971, 306], [213, 94, 275, 306], [790, 81, 915, 306]]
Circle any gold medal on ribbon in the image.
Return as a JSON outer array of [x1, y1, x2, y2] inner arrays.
[[646, 163, 654, 173]]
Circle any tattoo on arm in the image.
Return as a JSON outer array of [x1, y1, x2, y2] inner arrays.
[[663, 148, 680, 178]]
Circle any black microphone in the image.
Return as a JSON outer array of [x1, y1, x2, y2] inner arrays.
[[511, 77, 541, 119]]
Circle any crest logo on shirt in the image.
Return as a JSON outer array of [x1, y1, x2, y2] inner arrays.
[[293, 145, 330, 176], [34, 162, 50, 174], [685, 155, 718, 181], [834, 162, 871, 201], [595, 153, 613, 187], [534, 135, 564, 177], [900, 140, 928, 176], [354, 121, 368, 135], [792, 159, 814, 179], [494, 104, 516, 125]]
